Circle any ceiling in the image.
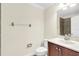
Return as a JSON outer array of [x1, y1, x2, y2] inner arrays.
[[58, 4, 79, 17], [35, 3, 58, 9], [30, 3, 79, 16]]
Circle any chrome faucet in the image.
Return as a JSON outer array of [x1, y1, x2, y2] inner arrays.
[[64, 34, 71, 40]]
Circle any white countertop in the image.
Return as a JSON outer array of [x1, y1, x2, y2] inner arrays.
[[47, 38, 79, 52]]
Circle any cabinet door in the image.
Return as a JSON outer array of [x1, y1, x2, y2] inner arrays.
[[62, 47, 79, 56], [48, 42, 59, 56], [58, 46, 63, 56]]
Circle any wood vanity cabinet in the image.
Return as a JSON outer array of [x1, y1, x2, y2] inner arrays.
[[62, 47, 79, 56], [48, 42, 79, 56], [48, 42, 59, 56], [48, 42, 62, 56]]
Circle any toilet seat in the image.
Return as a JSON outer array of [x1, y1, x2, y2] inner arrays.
[[35, 47, 47, 56], [36, 47, 47, 52], [35, 39, 48, 56]]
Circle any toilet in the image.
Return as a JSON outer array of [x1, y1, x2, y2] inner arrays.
[[35, 39, 48, 56]]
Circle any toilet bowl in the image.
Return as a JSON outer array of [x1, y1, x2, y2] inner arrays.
[[35, 47, 47, 56], [35, 39, 48, 56]]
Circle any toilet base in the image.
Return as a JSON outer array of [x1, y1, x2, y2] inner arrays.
[[35, 47, 47, 56]]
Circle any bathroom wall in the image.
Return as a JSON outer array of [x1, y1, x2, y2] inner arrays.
[[44, 5, 59, 39], [0, 3, 1, 56], [1, 3, 44, 56]]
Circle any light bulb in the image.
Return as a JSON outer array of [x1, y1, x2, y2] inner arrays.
[[70, 4, 77, 7], [63, 7, 67, 10]]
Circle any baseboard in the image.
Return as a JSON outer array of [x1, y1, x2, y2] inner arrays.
[[24, 52, 36, 56]]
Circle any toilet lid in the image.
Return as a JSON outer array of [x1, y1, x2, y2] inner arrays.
[[36, 47, 47, 52]]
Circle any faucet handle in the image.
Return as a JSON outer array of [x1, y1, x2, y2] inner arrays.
[[64, 34, 70, 40], [68, 33, 71, 37], [65, 34, 68, 37]]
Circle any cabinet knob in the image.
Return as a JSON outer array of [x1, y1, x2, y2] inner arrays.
[[59, 48, 61, 51], [56, 47, 58, 49]]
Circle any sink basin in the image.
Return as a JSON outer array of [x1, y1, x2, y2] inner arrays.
[[63, 40, 75, 44], [58, 39, 75, 44], [49, 38, 78, 45]]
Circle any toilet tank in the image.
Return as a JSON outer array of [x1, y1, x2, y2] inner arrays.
[[41, 39, 48, 48]]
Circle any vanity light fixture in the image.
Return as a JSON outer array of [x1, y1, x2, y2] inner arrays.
[[58, 4, 65, 8], [58, 3, 67, 9], [58, 3, 68, 10], [63, 7, 67, 10], [70, 4, 77, 7], [59, 3, 77, 11]]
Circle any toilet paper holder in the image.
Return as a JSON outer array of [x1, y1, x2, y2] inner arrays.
[[27, 43, 32, 48]]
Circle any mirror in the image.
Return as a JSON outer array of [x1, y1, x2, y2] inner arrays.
[[57, 3, 79, 36]]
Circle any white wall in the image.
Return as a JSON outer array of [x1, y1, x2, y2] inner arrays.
[[44, 5, 59, 39], [0, 4, 1, 56], [71, 15, 79, 36], [1, 3, 44, 56]]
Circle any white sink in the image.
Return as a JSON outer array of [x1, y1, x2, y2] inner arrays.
[[59, 40, 75, 44], [55, 38, 76, 44]]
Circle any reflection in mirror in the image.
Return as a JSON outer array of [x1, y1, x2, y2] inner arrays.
[[57, 3, 79, 36], [60, 17, 71, 35]]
